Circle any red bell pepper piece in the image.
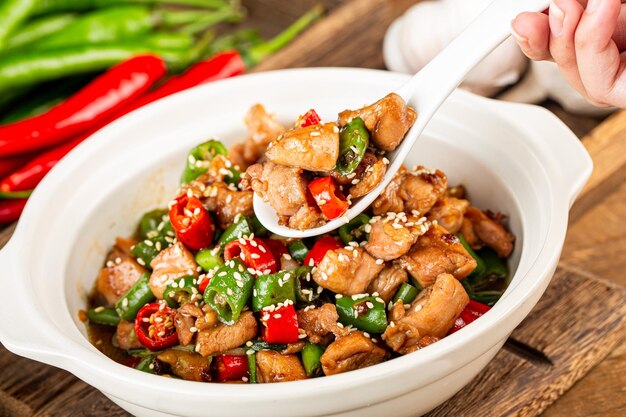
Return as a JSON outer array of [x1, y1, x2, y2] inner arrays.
[[0, 55, 167, 157], [0, 198, 28, 224], [214, 354, 249, 382], [224, 237, 278, 274], [134, 302, 179, 351], [296, 109, 321, 128], [169, 194, 215, 251], [308, 176, 349, 220], [259, 238, 288, 261], [261, 304, 299, 344], [449, 300, 491, 334], [303, 235, 342, 267]]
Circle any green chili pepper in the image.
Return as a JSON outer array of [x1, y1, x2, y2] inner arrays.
[[0, 0, 39, 51], [252, 270, 296, 312], [87, 307, 120, 326], [195, 248, 223, 272], [336, 295, 387, 334], [4, 13, 77, 52], [177, 4, 244, 35], [461, 280, 503, 307], [301, 343, 324, 377], [293, 266, 317, 303], [478, 248, 509, 280], [392, 282, 418, 305], [218, 215, 252, 246], [338, 214, 371, 245], [246, 340, 287, 352], [248, 215, 268, 237], [163, 275, 200, 308], [336, 117, 369, 175], [180, 139, 228, 184], [131, 235, 169, 268], [115, 273, 155, 321], [139, 208, 169, 239], [208, 28, 262, 56], [457, 234, 486, 279], [135, 354, 158, 374], [204, 259, 254, 325], [287, 240, 308, 262], [34, 0, 229, 16], [247, 352, 257, 383]]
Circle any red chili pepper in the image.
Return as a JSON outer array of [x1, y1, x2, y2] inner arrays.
[[214, 354, 249, 382], [224, 237, 278, 274], [308, 176, 349, 220], [261, 304, 299, 344], [0, 55, 167, 157], [198, 275, 211, 294], [0, 198, 27, 224], [123, 357, 141, 368], [296, 109, 321, 128], [260, 238, 288, 261], [134, 302, 179, 351], [169, 194, 215, 251], [0, 155, 31, 179], [449, 300, 491, 334], [303, 236, 342, 267]]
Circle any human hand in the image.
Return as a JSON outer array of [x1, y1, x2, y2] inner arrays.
[[511, 0, 626, 107]]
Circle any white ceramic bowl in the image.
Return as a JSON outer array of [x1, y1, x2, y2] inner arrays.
[[0, 68, 591, 417]]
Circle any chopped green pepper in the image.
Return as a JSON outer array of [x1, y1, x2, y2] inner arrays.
[[135, 354, 158, 374], [245, 340, 288, 352], [252, 269, 296, 311], [115, 273, 155, 321], [336, 295, 387, 334], [291, 266, 318, 303], [287, 240, 309, 262], [247, 352, 257, 383], [204, 259, 254, 325], [478, 248, 508, 280], [195, 248, 224, 272], [87, 307, 120, 326], [131, 235, 169, 268], [457, 234, 486, 279], [180, 139, 228, 184], [163, 275, 200, 308], [139, 208, 170, 239], [218, 215, 252, 245], [392, 282, 418, 305], [336, 117, 369, 175], [338, 213, 371, 245], [248, 215, 269, 238], [301, 342, 324, 377]]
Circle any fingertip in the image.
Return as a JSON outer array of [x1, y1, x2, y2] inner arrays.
[[511, 12, 552, 61]]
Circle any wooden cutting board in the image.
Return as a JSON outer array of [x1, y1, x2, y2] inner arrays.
[[2, 0, 626, 416]]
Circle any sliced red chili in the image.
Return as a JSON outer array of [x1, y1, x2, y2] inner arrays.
[[449, 300, 491, 334], [296, 109, 321, 128], [261, 304, 299, 344], [224, 237, 277, 274], [304, 235, 342, 267], [198, 275, 211, 294], [214, 354, 249, 382], [169, 194, 215, 251], [134, 302, 178, 351], [308, 176, 349, 220], [260, 238, 288, 261]]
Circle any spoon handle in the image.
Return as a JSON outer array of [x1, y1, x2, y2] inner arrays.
[[396, 0, 550, 119]]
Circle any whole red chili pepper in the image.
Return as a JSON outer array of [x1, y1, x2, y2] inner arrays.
[[214, 354, 249, 382], [449, 300, 491, 334], [303, 235, 342, 267], [308, 176, 349, 220], [261, 304, 300, 344], [169, 194, 215, 251], [224, 237, 278, 274], [0, 155, 31, 179], [0, 198, 28, 224], [0, 55, 167, 157], [134, 302, 179, 352], [295, 109, 321, 128]]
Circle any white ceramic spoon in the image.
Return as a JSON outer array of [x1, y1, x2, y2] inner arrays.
[[254, 0, 550, 238]]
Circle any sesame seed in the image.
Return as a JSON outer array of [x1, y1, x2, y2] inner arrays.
[[375, 259, 384, 265], [246, 349, 255, 355]]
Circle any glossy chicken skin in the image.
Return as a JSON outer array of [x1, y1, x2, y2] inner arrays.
[[399, 223, 477, 288], [426, 197, 469, 234], [97, 238, 147, 306], [364, 214, 430, 261], [338, 93, 417, 152], [463, 207, 514, 257], [297, 303, 348, 344], [382, 273, 469, 354], [321, 331, 388, 376], [265, 122, 340, 172], [313, 247, 385, 295], [256, 351, 307, 383], [149, 241, 198, 299], [196, 311, 257, 357]]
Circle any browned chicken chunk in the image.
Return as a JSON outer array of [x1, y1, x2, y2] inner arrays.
[[297, 303, 348, 344], [115, 320, 142, 350], [265, 123, 340, 172], [174, 303, 205, 346], [321, 331, 388, 376], [243, 162, 308, 217], [349, 157, 387, 199], [97, 238, 147, 306], [157, 349, 212, 382], [463, 207, 515, 257], [196, 311, 257, 357], [399, 223, 477, 288], [367, 265, 409, 303], [256, 351, 307, 383], [364, 214, 430, 261], [203, 182, 253, 229], [427, 197, 469, 234], [383, 274, 469, 354], [313, 247, 385, 295], [338, 93, 417, 152], [149, 241, 198, 299]]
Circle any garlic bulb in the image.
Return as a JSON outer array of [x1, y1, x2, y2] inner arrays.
[[384, 0, 528, 97]]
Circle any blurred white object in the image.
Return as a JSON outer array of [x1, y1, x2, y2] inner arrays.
[[384, 0, 614, 116], [384, 0, 528, 96]]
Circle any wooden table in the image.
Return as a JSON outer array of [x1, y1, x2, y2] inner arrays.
[[1, 0, 626, 415]]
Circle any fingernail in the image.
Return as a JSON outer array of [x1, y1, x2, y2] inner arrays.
[[549, 1, 564, 36], [586, 0, 600, 13], [511, 20, 529, 47]]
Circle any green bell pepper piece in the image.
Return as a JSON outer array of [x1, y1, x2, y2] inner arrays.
[[204, 259, 254, 325], [301, 342, 324, 377], [336, 117, 369, 175], [287, 240, 309, 262], [180, 139, 228, 184], [338, 213, 370, 245], [87, 307, 120, 326], [115, 273, 155, 321], [195, 248, 224, 272], [392, 282, 418, 305], [336, 295, 387, 334], [163, 275, 200, 308], [252, 269, 296, 312]]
